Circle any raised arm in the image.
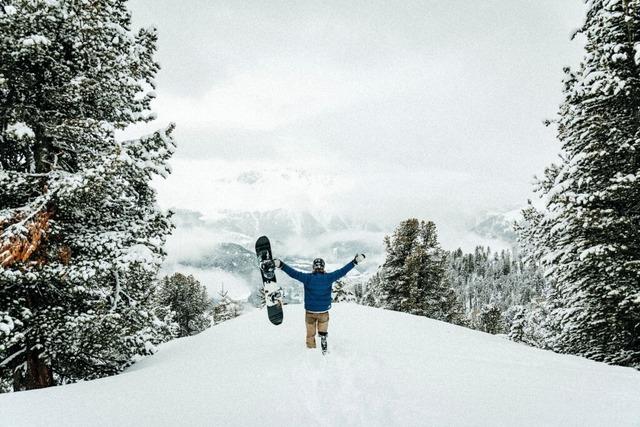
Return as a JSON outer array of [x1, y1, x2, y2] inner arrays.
[[280, 261, 311, 284], [325, 254, 365, 282], [325, 260, 356, 282]]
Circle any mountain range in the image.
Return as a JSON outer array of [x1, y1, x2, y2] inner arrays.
[[162, 207, 523, 301]]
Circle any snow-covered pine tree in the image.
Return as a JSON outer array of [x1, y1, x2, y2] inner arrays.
[[369, 218, 465, 324], [212, 286, 242, 324], [513, 208, 560, 350], [332, 279, 355, 303], [157, 273, 210, 337], [403, 221, 449, 318], [360, 271, 382, 307], [523, 297, 557, 350], [374, 218, 422, 311], [508, 305, 526, 343], [520, 0, 640, 368], [445, 245, 546, 329], [478, 303, 503, 335], [440, 287, 467, 327], [0, 0, 176, 390]]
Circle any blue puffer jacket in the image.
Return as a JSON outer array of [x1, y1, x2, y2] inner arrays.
[[281, 261, 355, 312]]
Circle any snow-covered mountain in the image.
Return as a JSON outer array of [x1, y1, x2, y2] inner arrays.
[[180, 242, 257, 276], [153, 162, 357, 222], [162, 206, 534, 301], [170, 208, 384, 254], [202, 208, 381, 243], [162, 209, 385, 300], [2, 304, 639, 426], [467, 208, 523, 247]]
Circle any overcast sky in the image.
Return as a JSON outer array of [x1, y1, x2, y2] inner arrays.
[[125, 0, 586, 241]]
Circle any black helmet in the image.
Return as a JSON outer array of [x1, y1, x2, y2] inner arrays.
[[312, 258, 325, 272]]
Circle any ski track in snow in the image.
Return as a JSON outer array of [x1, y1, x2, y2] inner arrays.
[[1, 304, 640, 426], [293, 338, 389, 426]]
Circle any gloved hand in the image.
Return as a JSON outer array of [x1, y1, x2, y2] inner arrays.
[[273, 258, 283, 268], [353, 254, 366, 265]]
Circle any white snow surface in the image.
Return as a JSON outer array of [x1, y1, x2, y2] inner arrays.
[[21, 35, 51, 47], [2, 304, 639, 426], [3, 5, 17, 15], [7, 122, 34, 139]]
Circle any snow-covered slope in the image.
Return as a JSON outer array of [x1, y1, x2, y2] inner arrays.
[[2, 304, 639, 426]]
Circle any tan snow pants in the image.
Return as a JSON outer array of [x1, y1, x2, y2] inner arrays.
[[305, 311, 329, 348]]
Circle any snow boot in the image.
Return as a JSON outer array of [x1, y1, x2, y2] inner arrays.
[[319, 331, 328, 355]]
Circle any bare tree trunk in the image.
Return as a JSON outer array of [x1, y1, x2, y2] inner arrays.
[[24, 350, 53, 390], [16, 293, 55, 390], [12, 366, 25, 392], [33, 124, 50, 174]]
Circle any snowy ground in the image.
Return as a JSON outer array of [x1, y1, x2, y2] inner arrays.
[[2, 304, 640, 426]]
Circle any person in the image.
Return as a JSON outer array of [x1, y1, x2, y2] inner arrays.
[[273, 254, 366, 353]]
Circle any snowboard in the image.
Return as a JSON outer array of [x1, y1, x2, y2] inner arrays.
[[255, 235, 283, 325]]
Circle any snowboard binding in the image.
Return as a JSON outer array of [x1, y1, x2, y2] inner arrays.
[[260, 259, 276, 280], [264, 285, 283, 306]]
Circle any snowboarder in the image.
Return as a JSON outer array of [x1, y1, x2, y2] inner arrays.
[[273, 254, 366, 353]]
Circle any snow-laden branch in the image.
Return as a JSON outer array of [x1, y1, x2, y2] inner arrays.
[[0, 348, 25, 368]]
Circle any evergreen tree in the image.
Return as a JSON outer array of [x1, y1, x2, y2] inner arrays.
[[375, 218, 422, 310], [0, 0, 176, 390], [445, 246, 545, 329], [521, 0, 640, 368], [352, 280, 365, 303], [522, 297, 557, 350], [332, 279, 355, 303], [440, 287, 467, 327], [212, 286, 242, 324], [361, 272, 382, 307], [508, 305, 526, 343], [157, 273, 210, 337], [367, 219, 465, 324], [478, 304, 503, 335]]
